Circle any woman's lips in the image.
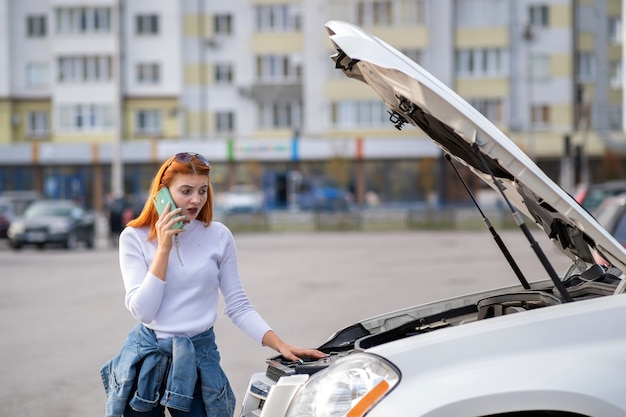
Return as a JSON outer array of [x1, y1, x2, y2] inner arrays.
[[187, 208, 198, 217]]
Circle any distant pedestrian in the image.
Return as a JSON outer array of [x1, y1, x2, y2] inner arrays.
[[106, 195, 125, 247]]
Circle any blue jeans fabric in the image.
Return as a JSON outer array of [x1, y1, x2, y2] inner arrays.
[[101, 324, 236, 417]]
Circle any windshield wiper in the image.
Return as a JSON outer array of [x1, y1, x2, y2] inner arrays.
[[445, 153, 531, 290], [470, 143, 574, 303]]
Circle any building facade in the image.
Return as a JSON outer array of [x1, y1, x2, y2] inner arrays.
[[0, 0, 624, 210]]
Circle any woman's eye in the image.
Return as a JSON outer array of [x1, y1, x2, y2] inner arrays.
[[199, 189, 207, 195]]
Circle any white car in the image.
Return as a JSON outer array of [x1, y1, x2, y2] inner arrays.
[[239, 21, 626, 417], [217, 184, 265, 214]]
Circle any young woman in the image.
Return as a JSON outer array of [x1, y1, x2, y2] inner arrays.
[[101, 152, 325, 417]]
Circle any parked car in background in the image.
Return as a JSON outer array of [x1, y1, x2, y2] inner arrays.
[[238, 21, 626, 417], [217, 184, 265, 214], [574, 180, 626, 212], [593, 193, 626, 249], [7, 199, 96, 250], [297, 177, 351, 212], [0, 190, 40, 238]]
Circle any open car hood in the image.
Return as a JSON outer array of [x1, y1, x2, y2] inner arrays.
[[326, 20, 626, 274]]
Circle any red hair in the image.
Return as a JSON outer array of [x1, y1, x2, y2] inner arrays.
[[127, 154, 213, 240]]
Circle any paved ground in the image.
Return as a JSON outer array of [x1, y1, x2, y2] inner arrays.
[[0, 228, 570, 417]]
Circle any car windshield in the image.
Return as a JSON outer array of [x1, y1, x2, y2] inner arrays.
[[25, 204, 72, 218]]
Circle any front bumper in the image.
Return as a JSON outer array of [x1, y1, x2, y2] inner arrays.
[[240, 373, 308, 417]]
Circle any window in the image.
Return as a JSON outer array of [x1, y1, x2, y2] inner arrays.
[[57, 104, 113, 132], [609, 17, 622, 44], [136, 14, 159, 35], [135, 110, 162, 135], [137, 63, 160, 84], [468, 98, 504, 124], [256, 54, 302, 82], [216, 111, 235, 133], [26, 111, 50, 138], [456, 0, 508, 27], [610, 60, 622, 89], [26, 63, 49, 88], [528, 54, 549, 80], [329, 0, 424, 27], [528, 5, 549, 27], [357, 1, 392, 26], [214, 14, 233, 35], [215, 63, 234, 85], [58, 56, 112, 82], [259, 101, 302, 129], [455, 48, 508, 77], [255, 4, 301, 32], [94, 8, 111, 32], [531, 104, 550, 128], [330, 100, 389, 128], [27, 15, 47, 37], [56, 7, 110, 33], [576, 53, 595, 81]]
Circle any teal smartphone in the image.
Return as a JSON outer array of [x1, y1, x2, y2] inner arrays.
[[153, 187, 184, 229]]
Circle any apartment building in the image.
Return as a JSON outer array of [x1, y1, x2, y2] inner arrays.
[[0, 0, 623, 209]]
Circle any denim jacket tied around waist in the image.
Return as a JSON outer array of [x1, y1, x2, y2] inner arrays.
[[100, 323, 235, 417]]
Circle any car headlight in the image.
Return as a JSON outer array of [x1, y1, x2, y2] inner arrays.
[[285, 353, 400, 417], [8, 222, 25, 235]]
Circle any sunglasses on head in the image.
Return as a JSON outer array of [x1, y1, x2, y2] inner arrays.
[[172, 152, 211, 167]]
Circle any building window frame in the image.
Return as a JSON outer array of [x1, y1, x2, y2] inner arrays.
[[610, 60, 622, 89], [27, 15, 47, 37], [255, 54, 302, 82], [55, 7, 111, 33], [136, 14, 159, 35], [214, 14, 233, 35], [216, 111, 235, 133], [26, 111, 50, 139], [26, 62, 49, 88], [136, 63, 160, 84], [530, 104, 550, 129], [609, 16, 622, 44], [455, 47, 508, 78], [215, 63, 234, 85], [259, 100, 302, 129], [255, 4, 301, 32], [135, 109, 162, 135], [330, 100, 389, 128], [528, 5, 549, 28], [57, 103, 113, 132]]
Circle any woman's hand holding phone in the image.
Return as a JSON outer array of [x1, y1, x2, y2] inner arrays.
[[154, 188, 185, 229], [152, 188, 186, 249], [151, 190, 187, 277]]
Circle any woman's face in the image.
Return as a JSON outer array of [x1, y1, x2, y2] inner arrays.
[[168, 173, 209, 223]]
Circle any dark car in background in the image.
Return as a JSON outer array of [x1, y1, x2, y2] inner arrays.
[[7, 199, 96, 250]]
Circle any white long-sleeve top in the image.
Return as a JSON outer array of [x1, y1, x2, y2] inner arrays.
[[118, 219, 272, 342]]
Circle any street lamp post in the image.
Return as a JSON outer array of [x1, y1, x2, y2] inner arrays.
[[112, 0, 125, 199], [523, 22, 536, 160]]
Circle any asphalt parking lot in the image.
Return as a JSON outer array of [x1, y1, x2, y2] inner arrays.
[[0, 228, 570, 417]]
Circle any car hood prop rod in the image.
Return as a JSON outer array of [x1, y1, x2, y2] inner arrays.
[[470, 143, 574, 302], [445, 153, 531, 290]]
